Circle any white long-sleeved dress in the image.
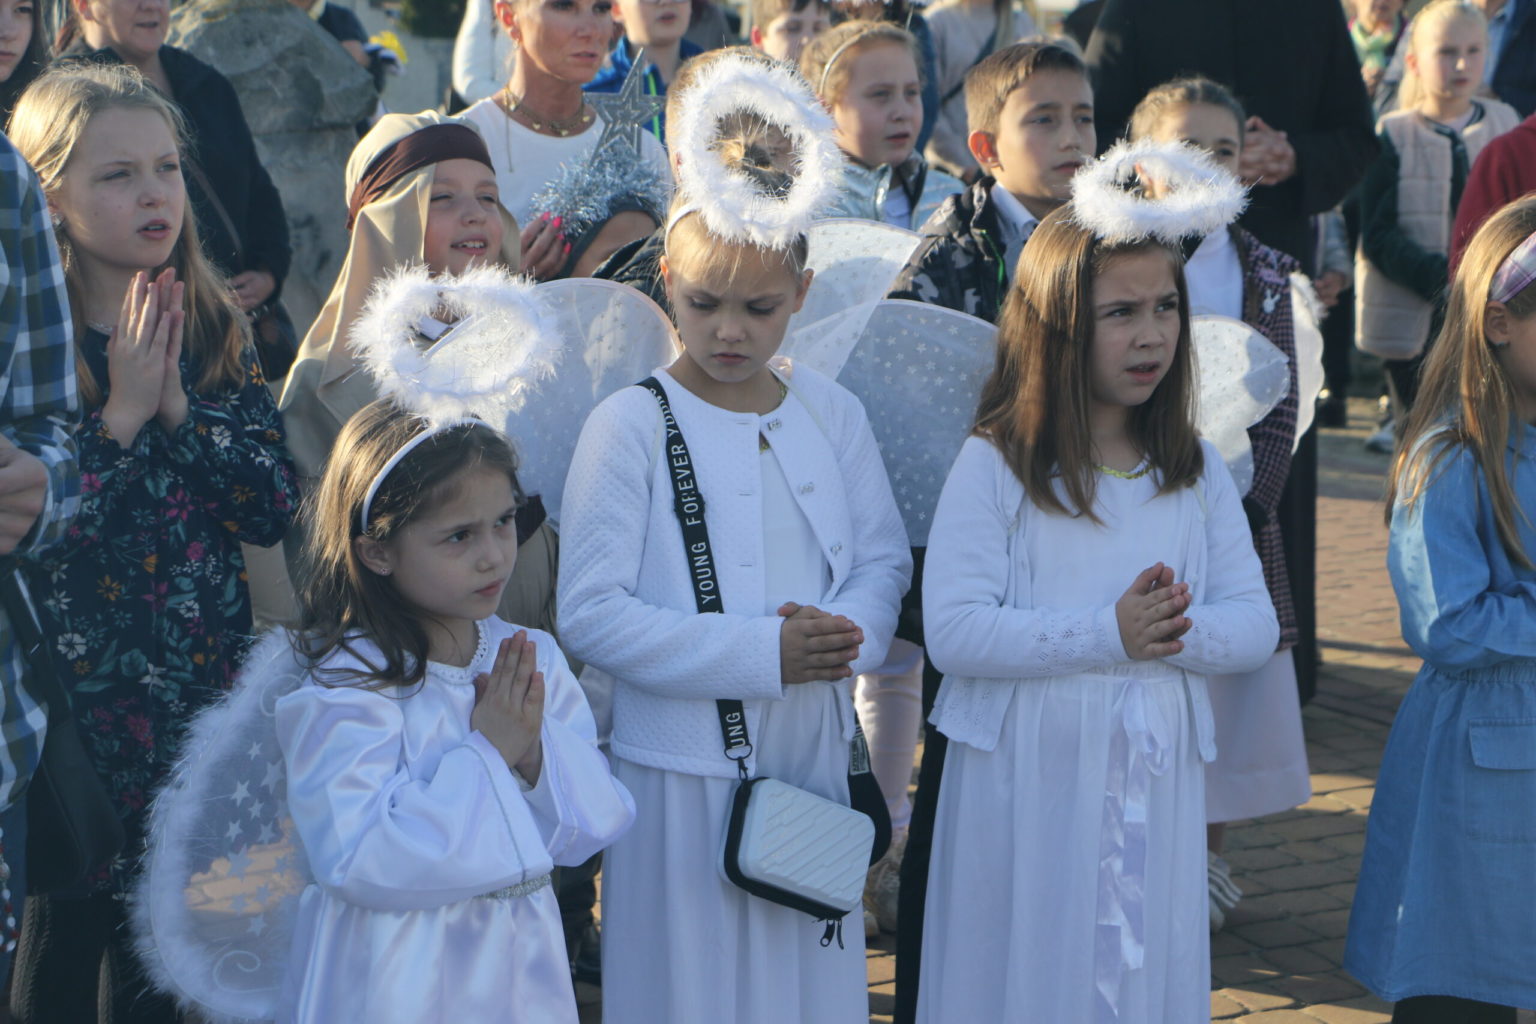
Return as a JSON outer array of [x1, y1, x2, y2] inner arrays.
[[272, 618, 635, 1024], [558, 362, 912, 1023], [917, 437, 1278, 1024]]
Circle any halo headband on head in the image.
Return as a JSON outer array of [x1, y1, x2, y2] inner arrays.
[[1069, 138, 1248, 246], [1491, 231, 1536, 305], [349, 263, 561, 531], [359, 418, 478, 532], [671, 54, 844, 250]]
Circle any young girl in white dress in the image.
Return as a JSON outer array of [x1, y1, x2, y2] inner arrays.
[[556, 61, 912, 1023], [273, 402, 635, 1023], [916, 198, 1279, 1022]]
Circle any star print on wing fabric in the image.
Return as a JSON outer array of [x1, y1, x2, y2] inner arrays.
[[588, 47, 664, 160]]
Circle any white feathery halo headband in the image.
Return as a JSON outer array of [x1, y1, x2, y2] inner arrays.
[[1069, 138, 1248, 246], [669, 54, 844, 250], [349, 263, 561, 532]]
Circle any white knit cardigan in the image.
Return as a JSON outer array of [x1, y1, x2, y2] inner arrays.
[[557, 361, 913, 779], [922, 436, 1279, 755]]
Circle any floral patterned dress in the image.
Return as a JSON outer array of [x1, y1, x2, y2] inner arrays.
[[27, 329, 300, 893]]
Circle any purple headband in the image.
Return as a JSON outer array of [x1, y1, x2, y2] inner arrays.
[[1491, 230, 1536, 305]]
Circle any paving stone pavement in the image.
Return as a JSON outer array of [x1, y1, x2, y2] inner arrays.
[[578, 401, 1532, 1024]]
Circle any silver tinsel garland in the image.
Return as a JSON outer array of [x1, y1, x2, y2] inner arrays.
[[528, 136, 672, 244]]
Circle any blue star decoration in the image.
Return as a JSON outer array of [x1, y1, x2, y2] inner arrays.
[[588, 46, 666, 160]]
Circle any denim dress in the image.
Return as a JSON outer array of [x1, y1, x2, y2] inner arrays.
[[1344, 428, 1536, 1006]]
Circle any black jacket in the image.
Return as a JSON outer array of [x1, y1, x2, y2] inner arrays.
[[67, 45, 292, 290], [887, 177, 1008, 325], [1492, 0, 1536, 118], [1085, 0, 1378, 273]]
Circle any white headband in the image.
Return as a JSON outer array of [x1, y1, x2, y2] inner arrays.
[[359, 418, 480, 533]]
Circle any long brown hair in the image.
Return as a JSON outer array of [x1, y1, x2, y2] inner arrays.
[[295, 401, 523, 690], [1387, 196, 1536, 569], [9, 63, 249, 406], [975, 204, 1203, 521]]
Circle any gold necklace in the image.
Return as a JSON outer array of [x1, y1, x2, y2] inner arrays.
[[1097, 462, 1153, 480], [497, 86, 594, 137]]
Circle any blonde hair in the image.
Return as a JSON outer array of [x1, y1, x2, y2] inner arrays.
[[10, 64, 249, 406], [977, 204, 1202, 520], [1388, 195, 1536, 568], [799, 20, 921, 108], [1399, 0, 1487, 113]]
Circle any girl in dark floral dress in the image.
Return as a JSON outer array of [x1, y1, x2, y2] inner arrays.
[[8, 63, 298, 1021]]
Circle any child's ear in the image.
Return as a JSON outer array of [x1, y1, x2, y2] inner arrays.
[[353, 535, 394, 578], [749, 25, 764, 48], [1487, 301, 1513, 347], [791, 268, 814, 313], [659, 254, 674, 295], [968, 129, 999, 171], [71, 0, 96, 23]]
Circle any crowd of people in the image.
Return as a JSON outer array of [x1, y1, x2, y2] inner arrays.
[[1, 0, 1534, 1021]]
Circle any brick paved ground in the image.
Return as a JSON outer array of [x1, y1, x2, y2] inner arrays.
[[578, 401, 1531, 1023]]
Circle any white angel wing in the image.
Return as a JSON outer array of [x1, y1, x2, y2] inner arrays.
[[789, 218, 923, 336], [508, 279, 681, 525], [1191, 315, 1291, 495], [1289, 272, 1327, 450], [133, 629, 313, 1024], [785, 299, 995, 546]]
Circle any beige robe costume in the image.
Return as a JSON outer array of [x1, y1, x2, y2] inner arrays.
[[272, 111, 558, 634]]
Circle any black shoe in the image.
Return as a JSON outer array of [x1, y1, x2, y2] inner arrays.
[[1316, 392, 1347, 428], [570, 922, 601, 986]]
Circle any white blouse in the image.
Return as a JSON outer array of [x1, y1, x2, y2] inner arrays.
[[461, 99, 672, 225], [922, 437, 1279, 753]]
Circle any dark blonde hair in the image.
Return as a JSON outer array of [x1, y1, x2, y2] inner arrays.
[[296, 401, 524, 690], [1388, 196, 1536, 569], [10, 63, 249, 406], [975, 205, 1202, 520], [1127, 76, 1246, 146], [800, 20, 922, 107], [965, 40, 1086, 140]]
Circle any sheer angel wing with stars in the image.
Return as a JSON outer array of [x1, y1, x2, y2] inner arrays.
[[132, 629, 312, 1024], [783, 299, 996, 547], [1190, 314, 1291, 495]]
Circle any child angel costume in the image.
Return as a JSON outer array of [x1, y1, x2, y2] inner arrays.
[[132, 263, 677, 1024]]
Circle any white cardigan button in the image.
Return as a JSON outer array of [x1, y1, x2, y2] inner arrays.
[[799, 483, 814, 494]]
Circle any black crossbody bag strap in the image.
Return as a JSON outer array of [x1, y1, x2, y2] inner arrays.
[[638, 378, 752, 778]]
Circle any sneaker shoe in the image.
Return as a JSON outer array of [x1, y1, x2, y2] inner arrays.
[[1208, 851, 1242, 932], [863, 829, 906, 934], [1365, 418, 1395, 454]]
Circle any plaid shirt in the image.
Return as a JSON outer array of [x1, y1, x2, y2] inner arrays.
[[0, 134, 81, 809]]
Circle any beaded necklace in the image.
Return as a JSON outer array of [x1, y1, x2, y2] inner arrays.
[[1096, 462, 1153, 480]]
